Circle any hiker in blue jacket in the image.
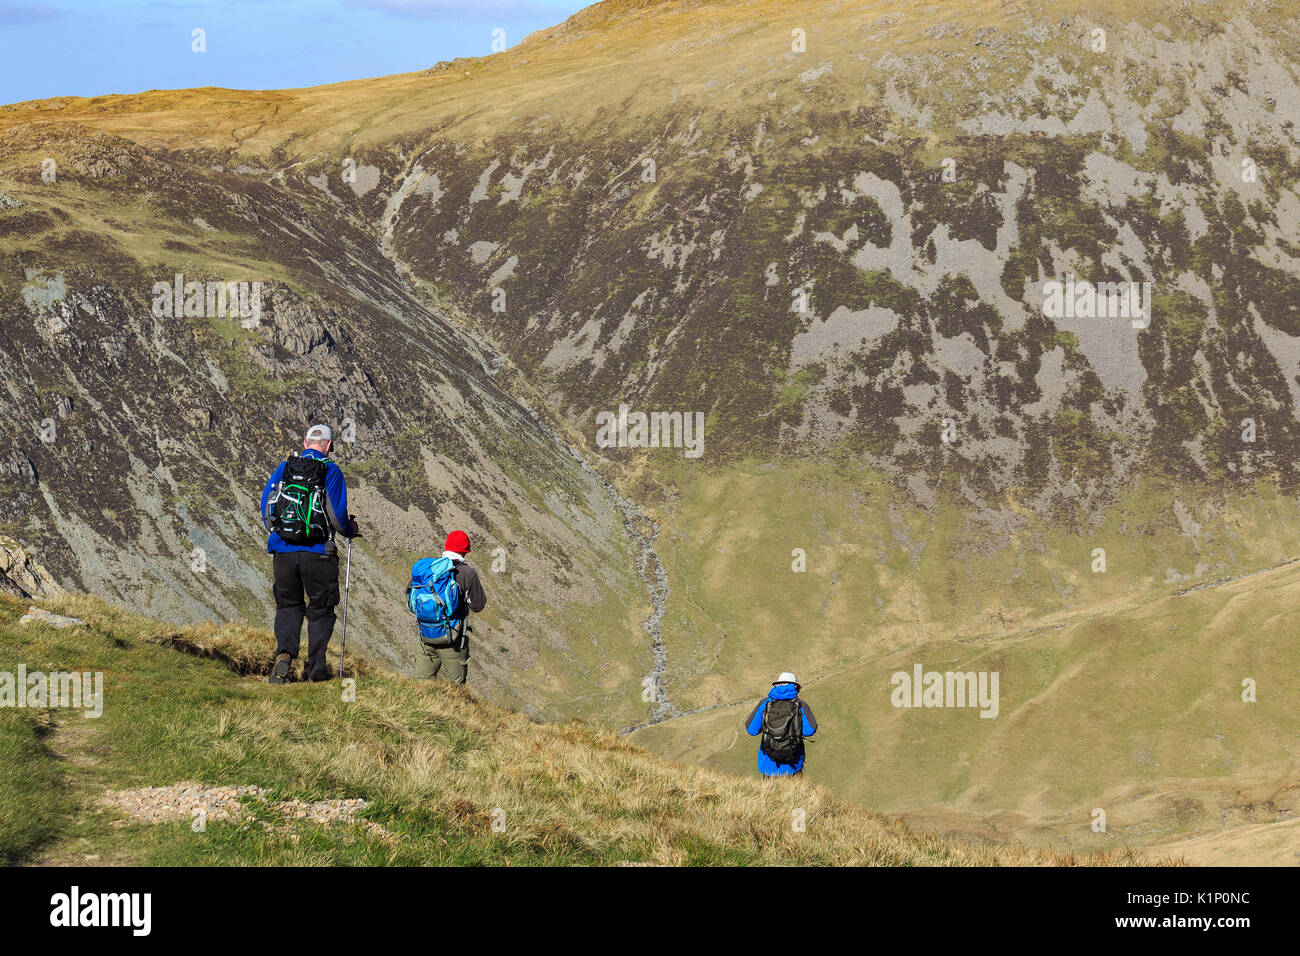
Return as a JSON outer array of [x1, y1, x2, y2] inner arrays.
[[745, 672, 817, 776], [260, 424, 359, 684]]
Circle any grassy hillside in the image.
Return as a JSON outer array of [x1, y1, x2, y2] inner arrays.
[[0, 591, 1154, 866], [1, 0, 1296, 867], [642, 460, 1300, 712], [7, 0, 1297, 491], [633, 471, 1300, 860], [0, 0, 1272, 152]]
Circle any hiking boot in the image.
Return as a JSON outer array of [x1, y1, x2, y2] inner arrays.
[[269, 654, 291, 684]]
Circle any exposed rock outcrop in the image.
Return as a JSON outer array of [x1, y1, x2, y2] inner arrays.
[[0, 535, 63, 600]]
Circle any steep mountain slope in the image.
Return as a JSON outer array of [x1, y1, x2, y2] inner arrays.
[[8, 0, 1294, 503], [0, 122, 653, 725], [385, 0, 1300, 505]]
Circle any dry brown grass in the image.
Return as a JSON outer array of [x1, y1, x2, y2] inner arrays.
[[8, 591, 1163, 865], [0, 0, 1256, 154]]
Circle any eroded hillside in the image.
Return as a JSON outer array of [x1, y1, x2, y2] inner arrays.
[[5, 0, 1299, 518], [0, 122, 653, 725]]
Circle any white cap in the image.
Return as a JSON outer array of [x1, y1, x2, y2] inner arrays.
[[774, 672, 798, 686], [305, 424, 333, 442]]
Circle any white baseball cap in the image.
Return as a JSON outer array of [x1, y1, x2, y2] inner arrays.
[[305, 424, 333, 442], [774, 672, 799, 686]]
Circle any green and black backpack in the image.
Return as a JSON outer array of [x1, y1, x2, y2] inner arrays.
[[266, 454, 332, 546], [760, 698, 804, 765]]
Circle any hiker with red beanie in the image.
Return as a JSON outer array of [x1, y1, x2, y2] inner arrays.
[[412, 530, 486, 684]]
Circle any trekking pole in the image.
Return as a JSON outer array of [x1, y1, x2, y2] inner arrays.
[[338, 537, 353, 679]]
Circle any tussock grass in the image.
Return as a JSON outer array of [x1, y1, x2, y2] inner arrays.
[[0, 592, 1156, 865], [0, 708, 65, 863]]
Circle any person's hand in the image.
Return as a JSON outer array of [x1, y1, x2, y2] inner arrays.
[[346, 515, 360, 538]]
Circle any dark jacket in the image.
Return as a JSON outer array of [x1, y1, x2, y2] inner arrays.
[[745, 683, 817, 775], [450, 559, 487, 619]]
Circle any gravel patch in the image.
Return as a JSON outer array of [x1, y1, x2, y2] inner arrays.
[[100, 782, 388, 837]]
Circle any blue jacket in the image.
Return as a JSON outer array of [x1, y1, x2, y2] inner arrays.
[[745, 682, 817, 775], [260, 448, 350, 555]]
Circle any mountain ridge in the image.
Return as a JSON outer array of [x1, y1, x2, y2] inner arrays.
[[2, 0, 1299, 863]]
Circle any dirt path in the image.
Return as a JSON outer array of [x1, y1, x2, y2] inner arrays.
[[25, 717, 121, 866]]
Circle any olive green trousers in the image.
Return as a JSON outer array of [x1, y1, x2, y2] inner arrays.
[[414, 635, 469, 684]]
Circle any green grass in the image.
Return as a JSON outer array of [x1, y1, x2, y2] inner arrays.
[[647, 460, 1300, 710], [0, 710, 67, 863], [0, 592, 1152, 866], [634, 463, 1300, 859]]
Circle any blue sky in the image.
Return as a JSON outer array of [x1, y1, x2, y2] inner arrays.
[[0, 0, 594, 105]]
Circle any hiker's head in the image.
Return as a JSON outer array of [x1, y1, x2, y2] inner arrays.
[[773, 671, 800, 692], [444, 530, 471, 555], [303, 423, 334, 455]]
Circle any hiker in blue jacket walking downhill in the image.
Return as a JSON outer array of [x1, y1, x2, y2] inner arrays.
[[260, 424, 359, 684], [745, 672, 818, 776]]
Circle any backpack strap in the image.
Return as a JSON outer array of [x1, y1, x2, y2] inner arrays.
[[428, 588, 450, 622]]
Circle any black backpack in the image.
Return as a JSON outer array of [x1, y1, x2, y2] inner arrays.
[[266, 454, 332, 546], [761, 698, 804, 765]]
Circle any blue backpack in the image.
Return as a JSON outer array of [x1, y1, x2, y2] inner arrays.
[[406, 556, 462, 644]]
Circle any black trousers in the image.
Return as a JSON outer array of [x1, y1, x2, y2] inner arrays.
[[272, 550, 340, 681]]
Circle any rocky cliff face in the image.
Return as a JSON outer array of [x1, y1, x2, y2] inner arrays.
[[6, 1, 1296, 523], [0, 533, 61, 599], [359, 0, 1300, 525], [0, 122, 649, 722]]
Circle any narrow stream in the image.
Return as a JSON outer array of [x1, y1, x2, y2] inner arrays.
[[566, 450, 678, 728], [611, 492, 674, 723]]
